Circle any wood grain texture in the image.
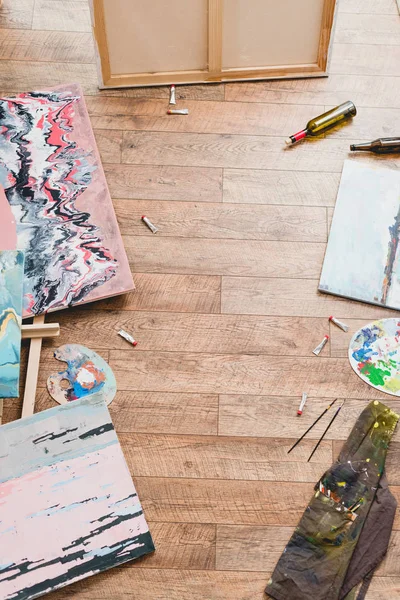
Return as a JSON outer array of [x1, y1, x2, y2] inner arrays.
[[0, 29, 95, 62], [0, 60, 99, 93], [335, 13, 400, 45], [121, 131, 400, 171], [338, 0, 398, 14], [32, 0, 91, 31], [115, 201, 328, 242], [104, 164, 223, 202], [124, 237, 326, 278], [218, 396, 400, 441], [86, 273, 221, 313], [221, 277, 400, 318], [108, 351, 393, 399], [225, 74, 400, 109], [121, 434, 332, 481], [48, 309, 327, 355], [93, 129, 122, 163], [0, 0, 34, 29], [223, 169, 340, 206], [330, 43, 400, 76]]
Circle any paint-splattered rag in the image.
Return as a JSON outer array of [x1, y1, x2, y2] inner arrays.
[[265, 400, 399, 600]]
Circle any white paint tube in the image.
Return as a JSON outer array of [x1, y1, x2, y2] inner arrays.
[[118, 329, 138, 347], [312, 335, 329, 356], [297, 392, 308, 416], [169, 85, 176, 105], [167, 108, 189, 115], [141, 215, 159, 233], [329, 316, 349, 332]]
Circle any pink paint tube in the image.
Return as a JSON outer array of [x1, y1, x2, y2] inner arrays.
[[118, 329, 138, 347], [329, 316, 349, 332], [313, 335, 329, 356]]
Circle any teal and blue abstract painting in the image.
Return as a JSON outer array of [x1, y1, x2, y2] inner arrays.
[[0, 250, 24, 398]]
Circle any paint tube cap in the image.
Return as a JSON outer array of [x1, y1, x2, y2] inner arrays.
[[297, 410, 302, 416], [285, 137, 292, 146]]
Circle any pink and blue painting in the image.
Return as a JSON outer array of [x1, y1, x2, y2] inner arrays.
[[0, 395, 154, 600], [0, 84, 133, 318], [0, 250, 24, 398], [320, 161, 400, 310]]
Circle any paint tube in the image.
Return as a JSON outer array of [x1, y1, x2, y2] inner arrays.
[[297, 392, 308, 416], [167, 108, 189, 115], [312, 335, 329, 356], [169, 85, 176, 105], [329, 316, 349, 332], [119, 329, 138, 347], [141, 215, 159, 233]]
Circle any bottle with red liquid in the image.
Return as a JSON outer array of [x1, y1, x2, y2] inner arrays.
[[285, 101, 357, 145]]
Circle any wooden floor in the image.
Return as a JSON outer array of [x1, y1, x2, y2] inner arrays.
[[2, 0, 400, 598]]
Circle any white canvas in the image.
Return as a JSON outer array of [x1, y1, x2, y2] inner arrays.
[[319, 160, 400, 309]]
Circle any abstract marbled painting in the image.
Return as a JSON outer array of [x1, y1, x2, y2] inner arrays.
[[0, 395, 154, 600], [320, 161, 400, 310], [0, 250, 24, 398], [0, 84, 133, 317]]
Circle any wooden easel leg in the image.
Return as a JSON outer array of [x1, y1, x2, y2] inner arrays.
[[22, 314, 45, 418]]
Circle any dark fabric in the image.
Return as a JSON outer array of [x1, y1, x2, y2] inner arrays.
[[265, 401, 398, 600]]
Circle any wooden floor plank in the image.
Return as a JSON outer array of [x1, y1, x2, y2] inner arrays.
[[338, 0, 398, 14], [123, 237, 326, 278], [48, 568, 268, 600], [115, 201, 327, 242], [0, 29, 95, 62], [0, 0, 34, 29], [225, 74, 400, 109], [32, 0, 91, 32], [218, 396, 400, 442], [121, 131, 400, 171], [121, 434, 332, 481], [85, 273, 221, 314], [330, 43, 400, 76], [221, 277, 399, 319], [108, 351, 392, 399], [48, 310, 327, 356], [0, 60, 99, 93], [104, 164, 223, 202], [93, 129, 122, 163], [335, 12, 400, 45], [223, 169, 340, 206]]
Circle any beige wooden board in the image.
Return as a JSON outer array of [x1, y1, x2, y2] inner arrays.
[[218, 396, 400, 442], [122, 434, 332, 481], [102, 0, 208, 74], [33, 389, 219, 436], [86, 273, 221, 313], [104, 164, 223, 202], [338, 0, 398, 13], [123, 237, 326, 278], [330, 43, 400, 76], [221, 277, 400, 318], [108, 351, 394, 399], [48, 310, 327, 355], [0, 29, 95, 63], [223, 169, 340, 206], [32, 0, 91, 31], [115, 201, 328, 242], [0, 61, 99, 94], [335, 13, 400, 45], [222, 0, 324, 68], [121, 132, 400, 171], [225, 74, 400, 109], [0, 0, 34, 29], [93, 129, 122, 163]]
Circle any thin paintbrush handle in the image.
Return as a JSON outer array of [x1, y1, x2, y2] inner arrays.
[[287, 398, 338, 454], [307, 404, 343, 462]]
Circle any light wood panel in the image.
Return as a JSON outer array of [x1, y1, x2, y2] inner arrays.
[[330, 43, 400, 76], [48, 310, 327, 355], [121, 132, 400, 171], [223, 169, 340, 206], [124, 237, 326, 278], [32, 0, 91, 32], [108, 351, 393, 399], [0, 60, 99, 93], [93, 129, 121, 163], [104, 164, 222, 202], [221, 277, 400, 318], [338, 0, 398, 14], [0, 29, 95, 62], [85, 273, 221, 313], [335, 13, 400, 45], [225, 74, 400, 109], [122, 434, 332, 481], [114, 201, 328, 242], [0, 0, 34, 29]]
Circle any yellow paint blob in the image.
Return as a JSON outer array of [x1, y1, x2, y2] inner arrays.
[[366, 458, 370, 463], [374, 401, 379, 405], [337, 482, 346, 487], [374, 422, 379, 428]]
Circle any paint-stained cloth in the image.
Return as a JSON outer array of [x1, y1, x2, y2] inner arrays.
[[265, 400, 398, 600]]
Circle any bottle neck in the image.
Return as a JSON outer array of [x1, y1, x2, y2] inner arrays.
[[350, 142, 372, 152], [289, 129, 308, 144]]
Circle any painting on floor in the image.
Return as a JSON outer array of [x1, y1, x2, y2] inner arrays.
[[0, 395, 155, 600], [319, 160, 400, 310], [0, 250, 24, 398], [0, 84, 133, 318]]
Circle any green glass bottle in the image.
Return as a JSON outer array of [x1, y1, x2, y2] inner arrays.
[[285, 101, 357, 145], [350, 137, 400, 154]]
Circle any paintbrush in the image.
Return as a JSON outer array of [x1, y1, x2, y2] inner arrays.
[[287, 398, 338, 454], [307, 401, 345, 462]]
